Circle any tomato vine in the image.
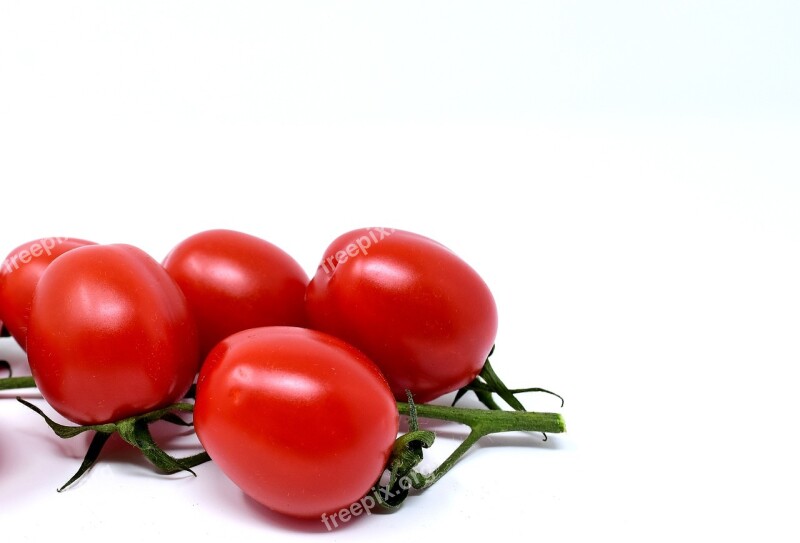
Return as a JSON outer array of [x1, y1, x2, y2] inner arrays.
[[1, 352, 565, 512]]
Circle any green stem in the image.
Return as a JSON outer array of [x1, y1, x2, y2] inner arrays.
[[0, 376, 37, 391], [395, 402, 565, 489], [397, 402, 565, 432]]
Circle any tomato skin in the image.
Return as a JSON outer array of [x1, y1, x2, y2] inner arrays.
[[0, 237, 95, 351], [306, 228, 498, 403], [162, 229, 308, 359], [194, 326, 399, 519], [27, 244, 199, 425]]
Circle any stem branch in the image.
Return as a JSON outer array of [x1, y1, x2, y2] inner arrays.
[[0, 376, 36, 391], [396, 402, 566, 434], [395, 402, 565, 489]]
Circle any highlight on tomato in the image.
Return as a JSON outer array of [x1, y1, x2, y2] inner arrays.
[[162, 229, 308, 359], [27, 244, 199, 425], [306, 227, 498, 403], [194, 326, 399, 519], [0, 237, 96, 351]]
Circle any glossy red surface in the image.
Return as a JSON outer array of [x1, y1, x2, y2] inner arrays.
[[163, 229, 308, 359], [0, 237, 96, 351], [194, 326, 399, 519], [27, 244, 199, 425], [306, 228, 498, 403]]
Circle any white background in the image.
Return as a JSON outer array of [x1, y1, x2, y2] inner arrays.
[[1, 1, 799, 541]]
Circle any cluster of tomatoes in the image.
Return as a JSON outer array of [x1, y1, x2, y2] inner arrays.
[[0, 228, 502, 520]]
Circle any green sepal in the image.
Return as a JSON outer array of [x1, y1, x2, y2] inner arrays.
[[159, 412, 194, 427], [454, 347, 564, 411], [17, 398, 115, 437], [57, 432, 112, 492], [17, 397, 211, 491]]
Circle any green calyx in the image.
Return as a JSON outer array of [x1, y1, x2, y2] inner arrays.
[[376, 353, 567, 512], [17, 398, 210, 492], [454, 346, 564, 412]]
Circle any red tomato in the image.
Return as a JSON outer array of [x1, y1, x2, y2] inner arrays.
[[194, 326, 399, 519], [162, 229, 308, 359], [0, 237, 95, 351], [306, 227, 498, 403], [27, 244, 199, 425]]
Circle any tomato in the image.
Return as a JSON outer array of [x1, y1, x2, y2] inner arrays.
[[27, 244, 199, 425], [0, 237, 95, 351], [162, 229, 308, 359], [194, 326, 399, 519], [306, 227, 498, 403]]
